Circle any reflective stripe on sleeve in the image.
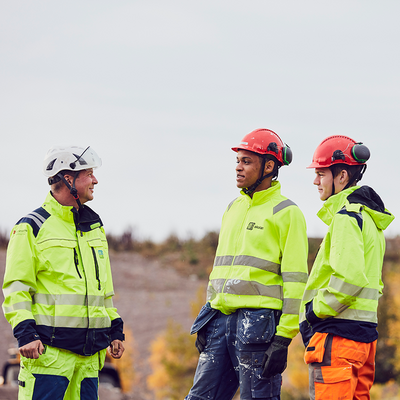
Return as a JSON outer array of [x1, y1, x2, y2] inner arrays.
[[3, 282, 34, 297], [282, 298, 301, 315], [3, 301, 32, 314], [282, 271, 308, 283]]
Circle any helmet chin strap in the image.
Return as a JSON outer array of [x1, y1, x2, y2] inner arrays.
[[57, 172, 82, 209], [243, 158, 276, 196]]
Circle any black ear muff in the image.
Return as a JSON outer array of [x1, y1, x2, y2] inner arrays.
[[351, 143, 370, 163], [282, 146, 292, 165]]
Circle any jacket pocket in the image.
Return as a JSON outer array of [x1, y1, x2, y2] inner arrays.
[[87, 238, 108, 287], [190, 303, 218, 334], [304, 332, 329, 364], [237, 308, 276, 345]]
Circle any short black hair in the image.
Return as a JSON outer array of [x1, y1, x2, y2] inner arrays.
[[330, 163, 364, 185]]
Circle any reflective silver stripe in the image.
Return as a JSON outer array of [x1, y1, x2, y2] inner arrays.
[[227, 198, 238, 211], [302, 289, 318, 303], [214, 256, 234, 267], [282, 271, 308, 283], [3, 301, 32, 314], [208, 278, 225, 293], [34, 314, 111, 329], [233, 255, 280, 274], [282, 298, 301, 315], [214, 255, 281, 274], [335, 308, 377, 323], [209, 278, 282, 299], [329, 276, 363, 297], [3, 282, 34, 297], [323, 292, 349, 314], [28, 211, 47, 226], [273, 199, 297, 214], [32, 293, 105, 307], [104, 298, 114, 308]]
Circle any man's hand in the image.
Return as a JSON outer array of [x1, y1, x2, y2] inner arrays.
[[261, 335, 292, 379], [108, 339, 125, 359], [19, 340, 45, 359]]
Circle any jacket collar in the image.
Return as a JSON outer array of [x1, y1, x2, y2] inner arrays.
[[240, 180, 281, 204], [43, 192, 103, 231]]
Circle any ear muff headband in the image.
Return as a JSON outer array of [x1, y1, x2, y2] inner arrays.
[[351, 143, 370, 163]]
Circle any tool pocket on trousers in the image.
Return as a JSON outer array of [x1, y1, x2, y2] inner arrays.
[[237, 308, 275, 345], [337, 338, 368, 364], [21, 345, 60, 368], [190, 303, 218, 334], [304, 332, 329, 364], [314, 366, 352, 400]]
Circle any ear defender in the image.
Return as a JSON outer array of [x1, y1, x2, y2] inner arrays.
[[282, 145, 292, 165], [351, 143, 370, 163]]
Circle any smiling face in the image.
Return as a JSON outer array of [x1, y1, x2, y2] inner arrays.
[[73, 168, 98, 204], [235, 150, 263, 190]]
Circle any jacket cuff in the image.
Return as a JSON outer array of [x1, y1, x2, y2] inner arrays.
[[273, 335, 292, 347], [110, 318, 125, 342], [13, 319, 41, 347]]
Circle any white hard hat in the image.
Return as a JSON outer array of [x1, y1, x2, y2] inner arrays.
[[43, 145, 102, 178]]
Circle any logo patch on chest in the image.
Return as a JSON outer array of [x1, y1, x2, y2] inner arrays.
[[246, 222, 264, 230], [98, 249, 104, 259]]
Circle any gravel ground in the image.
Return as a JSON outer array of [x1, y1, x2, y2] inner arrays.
[[0, 249, 206, 400]]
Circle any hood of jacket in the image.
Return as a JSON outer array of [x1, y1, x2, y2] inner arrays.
[[317, 185, 394, 230]]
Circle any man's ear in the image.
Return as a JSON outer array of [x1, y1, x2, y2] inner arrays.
[[264, 159, 275, 175], [339, 169, 349, 185], [63, 173, 74, 186]]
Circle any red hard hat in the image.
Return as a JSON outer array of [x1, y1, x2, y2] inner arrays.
[[232, 128, 292, 166], [308, 135, 370, 169]]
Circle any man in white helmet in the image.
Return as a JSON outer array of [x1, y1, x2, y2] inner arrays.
[[2, 145, 125, 400]]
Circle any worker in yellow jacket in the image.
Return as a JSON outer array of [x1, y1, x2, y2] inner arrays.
[[2, 145, 125, 400], [185, 129, 308, 400], [300, 136, 394, 399]]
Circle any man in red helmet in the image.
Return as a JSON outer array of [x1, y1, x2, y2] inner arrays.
[[300, 136, 395, 399], [185, 129, 309, 400]]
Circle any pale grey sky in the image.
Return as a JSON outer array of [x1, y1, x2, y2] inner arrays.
[[1, 1, 399, 241]]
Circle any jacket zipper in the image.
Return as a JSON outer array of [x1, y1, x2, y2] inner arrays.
[[74, 248, 82, 279], [91, 247, 102, 290]]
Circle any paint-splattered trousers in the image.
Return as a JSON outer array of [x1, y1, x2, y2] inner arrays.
[[17, 345, 107, 400], [305, 332, 376, 400], [185, 305, 282, 400]]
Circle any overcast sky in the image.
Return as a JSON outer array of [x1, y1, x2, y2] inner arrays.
[[1, 1, 399, 242]]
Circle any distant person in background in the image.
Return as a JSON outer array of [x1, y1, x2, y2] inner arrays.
[[300, 136, 394, 399], [2, 145, 125, 400], [185, 129, 309, 400]]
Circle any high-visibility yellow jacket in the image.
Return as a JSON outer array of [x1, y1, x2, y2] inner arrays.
[[2, 192, 124, 356], [207, 181, 309, 339], [300, 186, 395, 346]]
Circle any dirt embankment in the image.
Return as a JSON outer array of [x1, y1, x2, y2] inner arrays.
[[0, 249, 206, 400]]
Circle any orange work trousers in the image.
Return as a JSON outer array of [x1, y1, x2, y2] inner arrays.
[[304, 333, 376, 400]]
